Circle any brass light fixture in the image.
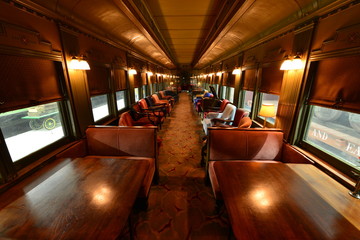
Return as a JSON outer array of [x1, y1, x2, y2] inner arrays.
[[69, 56, 90, 70]]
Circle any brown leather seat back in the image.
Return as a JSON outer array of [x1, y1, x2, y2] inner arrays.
[[232, 108, 249, 126], [138, 99, 149, 111], [86, 126, 156, 158], [208, 128, 283, 161], [237, 117, 252, 128], [118, 111, 134, 126]]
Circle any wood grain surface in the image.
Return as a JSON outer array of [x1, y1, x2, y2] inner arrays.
[[214, 162, 360, 240], [0, 157, 149, 239]]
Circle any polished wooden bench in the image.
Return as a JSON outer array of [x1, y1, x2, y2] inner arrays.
[[57, 125, 159, 197], [206, 128, 312, 200]]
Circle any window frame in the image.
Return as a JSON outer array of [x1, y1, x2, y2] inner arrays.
[[115, 90, 128, 111], [297, 104, 360, 181], [90, 93, 111, 122]]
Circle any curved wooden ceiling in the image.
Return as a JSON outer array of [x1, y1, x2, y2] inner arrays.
[[27, 0, 340, 70]]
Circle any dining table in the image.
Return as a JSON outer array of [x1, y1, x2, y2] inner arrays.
[[0, 157, 149, 239], [214, 161, 360, 240]]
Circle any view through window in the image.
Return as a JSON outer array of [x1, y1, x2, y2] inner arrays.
[[90, 94, 109, 121], [242, 90, 253, 112], [134, 88, 140, 102], [304, 106, 360, 171], [116, 91, 127, 110], [0, 102, 65, 162]]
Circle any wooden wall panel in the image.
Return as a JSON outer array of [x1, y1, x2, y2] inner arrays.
[[0, 2, 61, 53], [312, 4, 360, 54]]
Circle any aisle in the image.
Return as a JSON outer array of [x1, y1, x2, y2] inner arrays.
[[128, 92, 230, 239]]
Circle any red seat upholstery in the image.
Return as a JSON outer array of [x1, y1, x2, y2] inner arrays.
[[159, 91, 175, 106], [131, 103, 164, 128], [152, 94, 172, 114], [118, 111, 154, 127], [206, 128, 313, 200], [138, 98, 166, 118], [119, 110, 163, 150]]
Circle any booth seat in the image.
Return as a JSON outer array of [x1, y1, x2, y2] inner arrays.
[[118, 111, 155, 127], [151, 94, 172, 114], [158, 91, 175, 106], [206, 128, 313, 200], [56, 126, 159, 200]]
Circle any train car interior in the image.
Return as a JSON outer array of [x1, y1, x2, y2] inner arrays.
[[0, 0, 359, 239]]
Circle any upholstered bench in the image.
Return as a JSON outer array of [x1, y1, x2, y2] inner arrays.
[[206, 128, 313, 201], [56, 125, 159, 200]]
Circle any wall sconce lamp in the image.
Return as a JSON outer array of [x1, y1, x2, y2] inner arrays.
[[259, 103, 276, 128], [232, 68, 241, 75], [128, 68, 137, 75], [146, 71, 153, 76], [216, 71, 223, 76], [280, 54, 303, 70], [69, 56, 90, 70]]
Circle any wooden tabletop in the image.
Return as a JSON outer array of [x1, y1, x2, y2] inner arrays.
[[0, 157, 149, 240], [214, 162, 360, 240]]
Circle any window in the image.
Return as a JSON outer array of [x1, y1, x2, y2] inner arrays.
[[258, 93, 279, 124], [134, 88, 140, 102], [221, 86, 227, 99], [116, 90, 127, 110], [241, 90, 254, 112], [142, 85, 147, 98], [303, 106, 360, 171], [228, 87, 235, 102], [214, 84, 219, 96], [0, 102, 65, 162], [90, 94, 109, 122]]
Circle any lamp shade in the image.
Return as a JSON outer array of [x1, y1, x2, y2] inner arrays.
[[232, 68, 241, 75], [291, 57, 303, 70], [280, 59, 292, 70], [259, 104, 276, 117], [128, 68, 137, 75], [69, 57, 90, 70]]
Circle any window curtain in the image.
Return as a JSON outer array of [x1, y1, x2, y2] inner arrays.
[[86, 65, 110, 95], [114, 69, 127, 91], [259, 64, 284, 95], [308, 55, 360, 113], [242, 69, 257, 91], [0, 54, 63, 112]]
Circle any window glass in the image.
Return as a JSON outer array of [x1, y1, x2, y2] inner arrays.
[[214, 84, 219, 96], [0, 102, 65, 162], [258, 93, 279, 124], [228, 87, 235, 102], [221, 86, 227, 99], [304, 106, 360, 171], [134, 88, 140, 102], [116, 91, 127, 110], [90, 94, 109, 122], [142, 85, 147, 98], [242, 90, 254, 112]]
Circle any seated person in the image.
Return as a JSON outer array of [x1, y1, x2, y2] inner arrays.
[[202, 103, 236, 135]]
